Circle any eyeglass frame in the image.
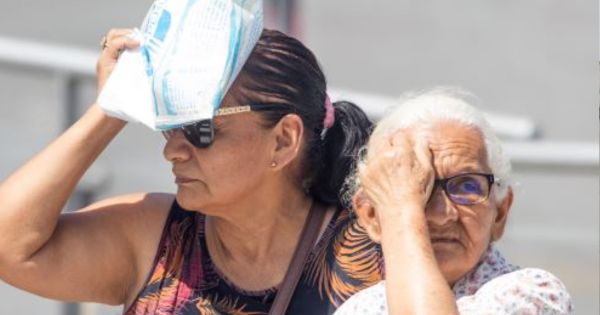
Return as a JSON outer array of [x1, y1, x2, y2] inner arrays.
[[162, 103, 293, 148], [430, 172, 497, 206]]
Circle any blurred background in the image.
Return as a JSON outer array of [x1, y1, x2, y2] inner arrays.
[[0, 0, 597, 314]]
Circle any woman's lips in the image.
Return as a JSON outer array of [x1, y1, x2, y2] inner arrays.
[[430, 237, 460, 245], [175, 176, 198, 184]]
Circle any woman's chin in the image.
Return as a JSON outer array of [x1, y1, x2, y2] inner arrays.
[[431, 240, 462, 258], [432, 244, 468, 282], [174, 191, 203, 211], [437, 261, 468, 286]]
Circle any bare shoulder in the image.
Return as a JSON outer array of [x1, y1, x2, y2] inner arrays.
[[69, 192, 176, 303], [76, 192, 174, 234], [81, 192, 174, 213], [0, 192, 177, 305]]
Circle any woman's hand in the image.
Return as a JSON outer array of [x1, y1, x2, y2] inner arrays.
[[358, 129, 435, 216], [0, 26, 162, 302], [96, 28, 140, 93], [358, 130, 460, 315]]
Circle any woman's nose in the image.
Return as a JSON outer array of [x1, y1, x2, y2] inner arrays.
[[425, 187, 459, 226], [163, 129, 193, 163]]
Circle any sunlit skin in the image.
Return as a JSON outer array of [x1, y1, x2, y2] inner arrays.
[[423, 122, 505, 285], [164, 111, 274, 213], [359, 121, 508, 284], [355, 120, 512, 315], [161, 87, 321, 290], [0, 28, 324, 307]]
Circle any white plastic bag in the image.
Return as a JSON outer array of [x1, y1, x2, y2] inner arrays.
[[98, 0, 263, 130]]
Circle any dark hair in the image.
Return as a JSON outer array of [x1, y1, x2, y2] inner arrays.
[[235, 29, 373, 209]]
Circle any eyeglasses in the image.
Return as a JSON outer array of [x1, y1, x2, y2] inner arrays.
[[431, 172, 496, 205], [162, 104, 290, 148]]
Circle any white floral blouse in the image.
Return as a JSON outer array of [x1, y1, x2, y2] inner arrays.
[[334, 245, 573, 315]]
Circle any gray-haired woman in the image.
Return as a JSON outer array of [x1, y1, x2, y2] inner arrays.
[[335, 89, 573, 315]]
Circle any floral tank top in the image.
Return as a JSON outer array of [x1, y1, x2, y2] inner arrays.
[[125, 201, 383, 315]]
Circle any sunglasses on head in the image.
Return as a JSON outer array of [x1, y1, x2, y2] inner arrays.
[[162, 104, 291, 148], [430, 172, 496, 206]]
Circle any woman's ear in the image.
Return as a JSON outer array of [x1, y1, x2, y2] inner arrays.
[[270, 114, 304, 170], [353, 189, 382, 243], [491, 187, 513, 241]]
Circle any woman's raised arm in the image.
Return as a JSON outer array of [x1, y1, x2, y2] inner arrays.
[[357, 131, 459, 315], [0, 30, 169, 305]]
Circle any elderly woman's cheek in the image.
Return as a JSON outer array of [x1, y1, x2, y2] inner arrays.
[[460, 217, 496, 269], [430, 211, 495, 283], [432, 243, 469, 284]]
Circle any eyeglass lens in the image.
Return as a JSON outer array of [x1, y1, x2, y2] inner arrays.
[[161, 120, 214, 149], [444, 174, 491, 205], [161, 104, 291, 149]]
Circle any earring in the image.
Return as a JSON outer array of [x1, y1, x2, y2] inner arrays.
[[270, 161, 278, 168]]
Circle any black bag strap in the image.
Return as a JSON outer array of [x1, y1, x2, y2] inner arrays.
[[268, 201, 328, 315]]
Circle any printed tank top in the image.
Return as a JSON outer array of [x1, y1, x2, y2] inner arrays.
[[125, 202, 383, 315]]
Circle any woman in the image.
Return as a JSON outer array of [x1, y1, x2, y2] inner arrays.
[[0, 29, 382, 314], [335, 89, 573, 315]]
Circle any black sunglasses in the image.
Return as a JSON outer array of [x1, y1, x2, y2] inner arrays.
[[431, 172, 496, 205], [162, 104, 291, 148]]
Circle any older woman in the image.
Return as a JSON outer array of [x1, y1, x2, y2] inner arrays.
[[334, 89, 573, 315], [0, 29, 383, 314]]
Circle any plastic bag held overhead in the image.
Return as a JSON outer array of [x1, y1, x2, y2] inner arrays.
[[97, 0, 264, 130]]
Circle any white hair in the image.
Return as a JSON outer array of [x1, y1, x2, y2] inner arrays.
[[368, 87, 512, 201]]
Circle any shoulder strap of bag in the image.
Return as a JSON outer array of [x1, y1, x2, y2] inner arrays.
[[268, 201, 328, 315]]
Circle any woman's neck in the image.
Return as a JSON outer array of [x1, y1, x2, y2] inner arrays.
[[204, 189, 313, 290]]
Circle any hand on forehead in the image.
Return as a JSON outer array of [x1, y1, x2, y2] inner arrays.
[[359, 127, 435, 208], [367, 128, 431, 161]]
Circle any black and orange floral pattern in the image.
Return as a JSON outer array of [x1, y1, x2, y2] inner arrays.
[[125, 202, 383, 315]]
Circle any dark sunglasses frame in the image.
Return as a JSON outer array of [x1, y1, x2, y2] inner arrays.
[[432, 172, 496, 205], [162, 103, 292, 148]]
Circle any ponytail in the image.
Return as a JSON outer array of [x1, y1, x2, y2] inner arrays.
[[309, 101, 373, 209], [236, 29, 372, 209]]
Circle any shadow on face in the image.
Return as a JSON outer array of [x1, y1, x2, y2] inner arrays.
[[354, 121, 513, 285]]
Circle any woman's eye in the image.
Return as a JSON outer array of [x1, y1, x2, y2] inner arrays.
[[461, 181, 481, 193], [448, 177, 482, 195]]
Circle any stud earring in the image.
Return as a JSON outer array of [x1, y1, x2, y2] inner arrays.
[[270, 161, 278, 168]]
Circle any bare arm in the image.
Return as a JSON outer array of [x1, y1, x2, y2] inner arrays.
[[0, 104, 124, 263], [358, 131, 459, 315], [0, 29, 168, 305], [378, 203, 457, 315], [0, 192, 171, 304]]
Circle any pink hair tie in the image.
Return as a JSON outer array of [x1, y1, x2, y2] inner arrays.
[[323, 95, 335, 129], [320, 95, 335, 140]]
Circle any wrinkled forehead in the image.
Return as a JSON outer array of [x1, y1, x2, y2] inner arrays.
[[367, 120, 490, 171], [427, 121, 489, 170]]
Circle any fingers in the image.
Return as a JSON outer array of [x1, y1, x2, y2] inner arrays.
[[359, 128, 435, 207], [106, 36, 140, 59], [366, 129, 409, 162], [100, 28, 139, 60], [104, 28, 136, 46], [96, 28, 140, 93], [413, 137, 435, 198]]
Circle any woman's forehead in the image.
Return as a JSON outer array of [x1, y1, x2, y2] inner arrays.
[[425, 122, 485, 152], [367, 122, 489, 169], [426, 123, 490, 172]]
